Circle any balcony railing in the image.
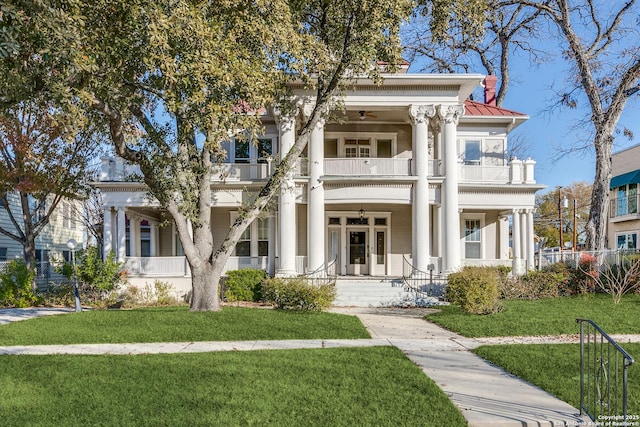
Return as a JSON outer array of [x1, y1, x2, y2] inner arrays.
[[211, 163, 271, 181], [460, 165, 510, 183], [324, 158, 412, 176], [610, 196, 639, 218], [100, 156, 534, 184]]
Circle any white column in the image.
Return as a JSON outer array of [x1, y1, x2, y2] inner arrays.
[[268, 215, 276, 276], [520, 210, 528, 266], [440, 105, 464, 272], [526, 209, 535, 270], [129, 215, 139, 257], [499, 214, 510, 260], [512, 209, 523, 274], [276, 113, 297, 276], [307, 117, 326, 274], [116, 208, 127, 263], [149, 222, 157, 257], [103, 207, 113, 260], [409, 105, 434, 272]]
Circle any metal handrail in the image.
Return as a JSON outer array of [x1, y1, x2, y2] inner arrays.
[[577, 318, 635, 422], [401, 255, 444, 298]]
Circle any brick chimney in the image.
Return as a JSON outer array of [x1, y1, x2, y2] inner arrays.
[[483, 75, 498, 106]]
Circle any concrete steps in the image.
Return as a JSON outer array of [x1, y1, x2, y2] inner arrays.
[[334, 277, 432, 307]]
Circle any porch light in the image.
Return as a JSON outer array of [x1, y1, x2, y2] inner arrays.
[[359, 207, 365, 220]]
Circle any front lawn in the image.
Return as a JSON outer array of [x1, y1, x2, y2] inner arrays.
[[0, 347, 467, 427], [426, 294, 640, 337], [0, 307, 370, 345], [475, 343, 640, 416]]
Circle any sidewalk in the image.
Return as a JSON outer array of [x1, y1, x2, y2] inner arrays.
[[0, 307, 603, 426], [331, 307, 592, 427]]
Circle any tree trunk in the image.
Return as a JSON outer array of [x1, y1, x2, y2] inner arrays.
[[189, 262, 220, 312], [585, 132, 613, 251]]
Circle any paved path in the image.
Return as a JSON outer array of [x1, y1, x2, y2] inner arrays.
[[2, 307, 634, 426]]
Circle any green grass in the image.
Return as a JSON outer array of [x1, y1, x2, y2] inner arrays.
[[0, 307, 370, 345], [0, 347, 467, 427], [475, 343, 640, 416], [426, 294, 640, 337]]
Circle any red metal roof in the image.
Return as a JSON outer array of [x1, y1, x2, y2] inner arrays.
[[464, 100, 526, 117]]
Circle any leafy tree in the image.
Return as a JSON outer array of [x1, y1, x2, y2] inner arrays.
[[1, 0, 484, 311], [0, 99, 97, 288], [534, 181, 592, 249]]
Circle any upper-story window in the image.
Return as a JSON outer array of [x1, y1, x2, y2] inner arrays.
[[616, 183, 638, 216], [463, 140, 481, 165], [231, 136, 275, 164], [325, 133, 397, 158]]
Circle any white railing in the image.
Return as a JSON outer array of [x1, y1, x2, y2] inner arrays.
[[125, 257, 189, 276], [462, 258, 513, 268], [211, 163, 271, 181], [324, 158, 412, 176], [460, 165, 510, 183], [224, 256, 269, 271]]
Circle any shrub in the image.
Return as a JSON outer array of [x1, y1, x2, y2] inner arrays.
[[261, 278, 336, 311], [0, 259, 41, 307], [541, 262, 573, 296], [514, 270, 561, 299], [445, 267, 502, 315], [224, 269, 266, 302]]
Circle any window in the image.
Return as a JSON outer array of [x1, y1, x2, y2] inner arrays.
[[464, 140, 481, 165], [617, 233, 638, 250], [376, 139, 392, 158], [464, 219, 481, 259], [0, 248, 7, 261], [257, 218, 269, 256], [616, 184, 638, 216], [29, 196, 46, 223], [257, 139, 273, 163], [234, 139, 250, 163], [62, 201, 76, 229], [62, 250, 72, 263], [344, 139, 371, 158], [325, 139, 338, 158], [236, 226, 251, 256]]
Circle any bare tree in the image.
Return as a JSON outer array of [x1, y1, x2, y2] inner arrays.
[[582, 256, 640, 304], [405, 0, 546, 106], [511, 0, 640, 250]]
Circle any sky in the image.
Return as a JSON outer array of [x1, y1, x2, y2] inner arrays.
[[407, 47, 640, 197]]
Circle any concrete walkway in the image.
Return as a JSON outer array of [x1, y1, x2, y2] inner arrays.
[[0, 307, 614, 426]]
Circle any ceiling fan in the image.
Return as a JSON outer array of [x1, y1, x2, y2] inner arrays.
[[349, 110, 377, 121]]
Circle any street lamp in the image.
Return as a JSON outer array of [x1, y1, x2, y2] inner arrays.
[[66, 239, 82, 312]]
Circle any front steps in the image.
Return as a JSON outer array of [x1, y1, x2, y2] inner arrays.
[[333, 276, 444, 307]]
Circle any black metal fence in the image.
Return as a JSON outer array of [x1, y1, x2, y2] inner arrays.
[[577, 318, 635, 422]]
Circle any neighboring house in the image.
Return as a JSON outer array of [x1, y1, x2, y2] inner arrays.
[[95, 71, 545, 302], [0, 192, 84, 284], [608, 143, 640, 250]]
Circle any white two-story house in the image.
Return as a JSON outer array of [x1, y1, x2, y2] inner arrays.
[[95, 72, 544, 303]]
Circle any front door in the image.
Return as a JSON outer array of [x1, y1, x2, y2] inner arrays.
[[347, 230, 368, 275]]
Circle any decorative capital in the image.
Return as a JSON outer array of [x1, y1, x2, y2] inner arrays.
[[438, 104, 464, 125], [408, 105, 436, 124]]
